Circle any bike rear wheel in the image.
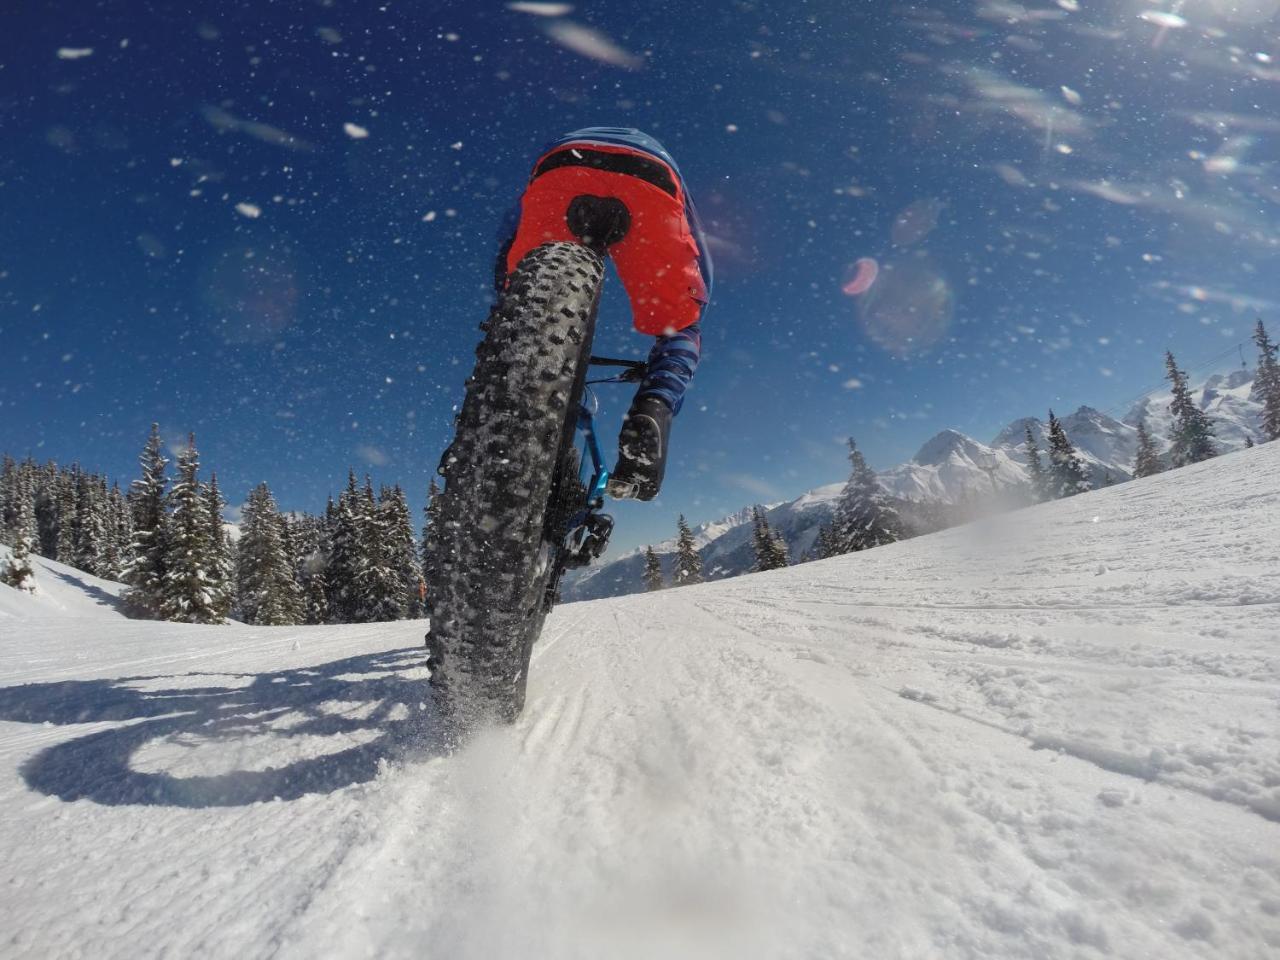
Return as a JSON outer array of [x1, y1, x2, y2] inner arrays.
[[425, 241, 604, 728]]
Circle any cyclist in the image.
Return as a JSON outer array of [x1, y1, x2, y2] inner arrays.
[[494, 127, 713, 501]]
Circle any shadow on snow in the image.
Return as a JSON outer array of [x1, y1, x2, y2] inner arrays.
[[48, 568, 125, 612], [0, 646, 443, 808]]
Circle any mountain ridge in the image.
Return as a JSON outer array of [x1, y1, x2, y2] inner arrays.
[[562, 367, 1266, 601]]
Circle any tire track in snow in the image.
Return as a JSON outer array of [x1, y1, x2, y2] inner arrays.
[[891, 687, 1280, 824], [276, 607, 620, 959]]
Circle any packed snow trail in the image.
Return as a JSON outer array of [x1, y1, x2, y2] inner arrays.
[[2, 445, 1278, 958]]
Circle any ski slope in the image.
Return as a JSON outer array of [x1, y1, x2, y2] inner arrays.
[[3, 445, 1279, 959]]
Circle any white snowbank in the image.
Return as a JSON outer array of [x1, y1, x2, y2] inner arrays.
[[0, 545, 127, 621]]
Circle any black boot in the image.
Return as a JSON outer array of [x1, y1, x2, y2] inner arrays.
[[608, 396, 672, 501]]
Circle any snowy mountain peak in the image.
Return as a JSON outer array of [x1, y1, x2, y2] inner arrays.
[[1207, 369, 1253, 392], [881, 430, 1027, 505], [1037, 406, 1123, 444], [913, 429, 992, 467], [990, 405, 1137, 485], [1060, 405, 1134, 446], [690, 505, 759, 548], [991, 416, 1042, 450]]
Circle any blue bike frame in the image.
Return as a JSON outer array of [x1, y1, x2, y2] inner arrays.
[[560, 356, 646, 548], [577, 398, 612, 506]]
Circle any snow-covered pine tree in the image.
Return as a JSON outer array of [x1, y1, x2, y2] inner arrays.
[[1045, 411, 1091, 499], [359, 479, 385, 620], [34, 461, 60, 558], [55, 467, 78, 564], [204, 472, 234, 622], [284, 511, 314, 580], [2, 503, 38, 594], [355, 481, 406, 622], [91, 477, 115, 574], [23, 461, 40, 520], [1023, 425, 1048, 502], [309, 506, 335, 624], [1252, 319, 1280, 442], [643, 545, 664, 591], [273, 512, 305, 623], [813, 520, 840, 560], [322, 494, 338, 553], [750, 506, 789, 571], [73, 472, 107, 576], [284, 510, 326, 623], [750, 506, 772, 572], [384, 485, 421, 618], [159, 434, 222, 623], [420, 478, 441, 587], [1133, 418, 1162, 478], [768, 529, 790, 569], [1165, 351, 1217, 466], [673, 514, 703, 585], [325, 472, 364, 622], [305, 568, 330, 624], [95, 484, 118, 580], [123, 425, 170, 618], [0, 457, 37, 552], [13, 479, 38, 547], [317, 497, 336, 559], [235, 482, 303, 625], [304, 512, 329, 567], [101, 481, 133, 581], [831, 438, 903, 552], [0, 454, 18, 544], [22, 463, 40, 550]]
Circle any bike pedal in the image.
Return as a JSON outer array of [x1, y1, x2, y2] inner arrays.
[[563, 513, 614, 569], [607, 477, 640, 500]]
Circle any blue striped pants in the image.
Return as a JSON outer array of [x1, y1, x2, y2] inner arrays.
[[637, 323, 701, 414]]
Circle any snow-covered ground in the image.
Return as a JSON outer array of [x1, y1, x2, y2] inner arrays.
[[3, 444, 1279, 958]]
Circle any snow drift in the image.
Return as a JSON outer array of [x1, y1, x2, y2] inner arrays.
[[0, 544, 127, 621]]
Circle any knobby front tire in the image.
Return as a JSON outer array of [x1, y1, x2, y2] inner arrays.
[[425, 242, 604, 729]]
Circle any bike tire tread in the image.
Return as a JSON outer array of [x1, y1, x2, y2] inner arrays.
[[425, 242, 604, 728]]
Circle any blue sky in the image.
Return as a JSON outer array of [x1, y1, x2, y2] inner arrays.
[[2, 1, 1277, 552]]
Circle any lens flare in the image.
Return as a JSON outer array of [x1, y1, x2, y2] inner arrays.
[[856, 258, 953, 355], [841, 257, 879, 296]]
